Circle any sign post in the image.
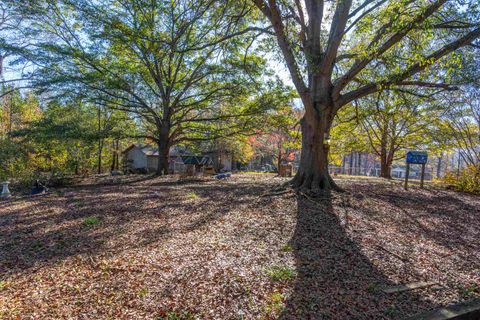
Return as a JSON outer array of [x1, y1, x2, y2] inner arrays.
[[404, 163, 410, 190], [405, 151, 428, 190], [420, 163, 426, 188]]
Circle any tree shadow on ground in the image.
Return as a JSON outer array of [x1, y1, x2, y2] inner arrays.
[[0, 176, 272, 276], [281, 193, 441, 320]]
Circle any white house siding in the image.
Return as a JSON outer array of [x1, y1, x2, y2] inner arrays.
[[220, 154, 232, 171], [127, 147, 147, 169]]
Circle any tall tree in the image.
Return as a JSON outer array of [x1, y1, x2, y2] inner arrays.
[[250, 104, 301, 170], [7, 0, 272, 174], [354, 91, 438, 178], [251, 0, 480, 193], [443, 88, 480, 166]]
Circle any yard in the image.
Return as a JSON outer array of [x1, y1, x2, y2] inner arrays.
[[0, 174, 479, 319]]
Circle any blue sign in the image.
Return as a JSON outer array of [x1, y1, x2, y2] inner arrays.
[[406, 151, 428, 164]]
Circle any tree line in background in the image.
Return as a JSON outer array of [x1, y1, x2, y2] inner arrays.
[[1, 0, 480, 193]]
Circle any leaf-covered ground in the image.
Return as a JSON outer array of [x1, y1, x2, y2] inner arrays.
[[0, 174, 479, 319]]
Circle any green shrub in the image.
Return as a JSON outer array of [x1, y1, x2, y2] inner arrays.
[[138, 287, 148, 298], [443, 165, 480, 194], [83, 216, 100, 226], [266, 266, 297, 282], [264, 291, 285, 315], [186, 192, 198, 200], [157, 311, 195, 320]]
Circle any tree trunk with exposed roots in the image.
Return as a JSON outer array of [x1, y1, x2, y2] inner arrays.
[[290, 106, 341, 194]]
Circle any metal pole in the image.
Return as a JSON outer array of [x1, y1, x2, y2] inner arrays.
[[404, 163, 410, 190], [420, 163, 426, 189]]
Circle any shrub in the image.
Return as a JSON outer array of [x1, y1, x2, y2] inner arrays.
[[264, 291, 284, 315], [83, 216, 100, 226], [186, 192, 198, 200], [266, 266, 297, 282], [443, 165, 480, 194], [157, 311, 195, 320]]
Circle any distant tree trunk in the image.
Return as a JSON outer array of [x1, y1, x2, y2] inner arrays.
[[380, 159, 392, 179], [97, 139, 103, 174], [116, 140, 120, 170], [378, 125, 393, 179], [110, 140, 117, 172], [277, 145, 282, 173], [358, 153, 362, 175], [364, 153, 369, 174], [379, 149, 393, 179], [436, 153, 443, 178], [349, 152, 354, 175], [97, 107, 103, 174]]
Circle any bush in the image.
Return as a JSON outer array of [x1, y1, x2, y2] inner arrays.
[[83, 216, 100, 226], [443, 165, 480, 194], [266, 266, 297, 282]]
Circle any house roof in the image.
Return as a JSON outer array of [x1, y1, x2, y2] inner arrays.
[[181, 156, 213, 165], [123, 144, 188, 157], [122, 144, 158, 155]]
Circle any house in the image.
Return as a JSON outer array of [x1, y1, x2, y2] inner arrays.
[[123, 144, 160, 173], [391, 166, 407, 178], [203, 149, 234, 172], [181, 155, 214, 175], [122, 144, 214, 174]]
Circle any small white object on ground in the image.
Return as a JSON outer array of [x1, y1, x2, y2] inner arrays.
[[1, 181, 11, 197]]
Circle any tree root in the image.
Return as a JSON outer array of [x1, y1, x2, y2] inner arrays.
[[261, 189, 294, 197]]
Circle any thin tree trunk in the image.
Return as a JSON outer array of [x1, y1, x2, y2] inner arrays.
[[97, 107, 102, 174], [115, 140, 119, 170], [277, 145, 282, 174], [349, 152, 354, 175], [97, 139, 103, 174], [357, 152, 362, 176], [110, 140, 116, 172], [436, 153, 443, 178]]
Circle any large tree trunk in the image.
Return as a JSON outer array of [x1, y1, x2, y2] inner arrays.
[[156, 140, 169, 175], [291, 108, 339, 193], [380, 155, 392, 179]]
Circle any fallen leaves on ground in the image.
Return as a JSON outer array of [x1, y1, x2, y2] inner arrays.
[[0, 174, 478, 319]]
